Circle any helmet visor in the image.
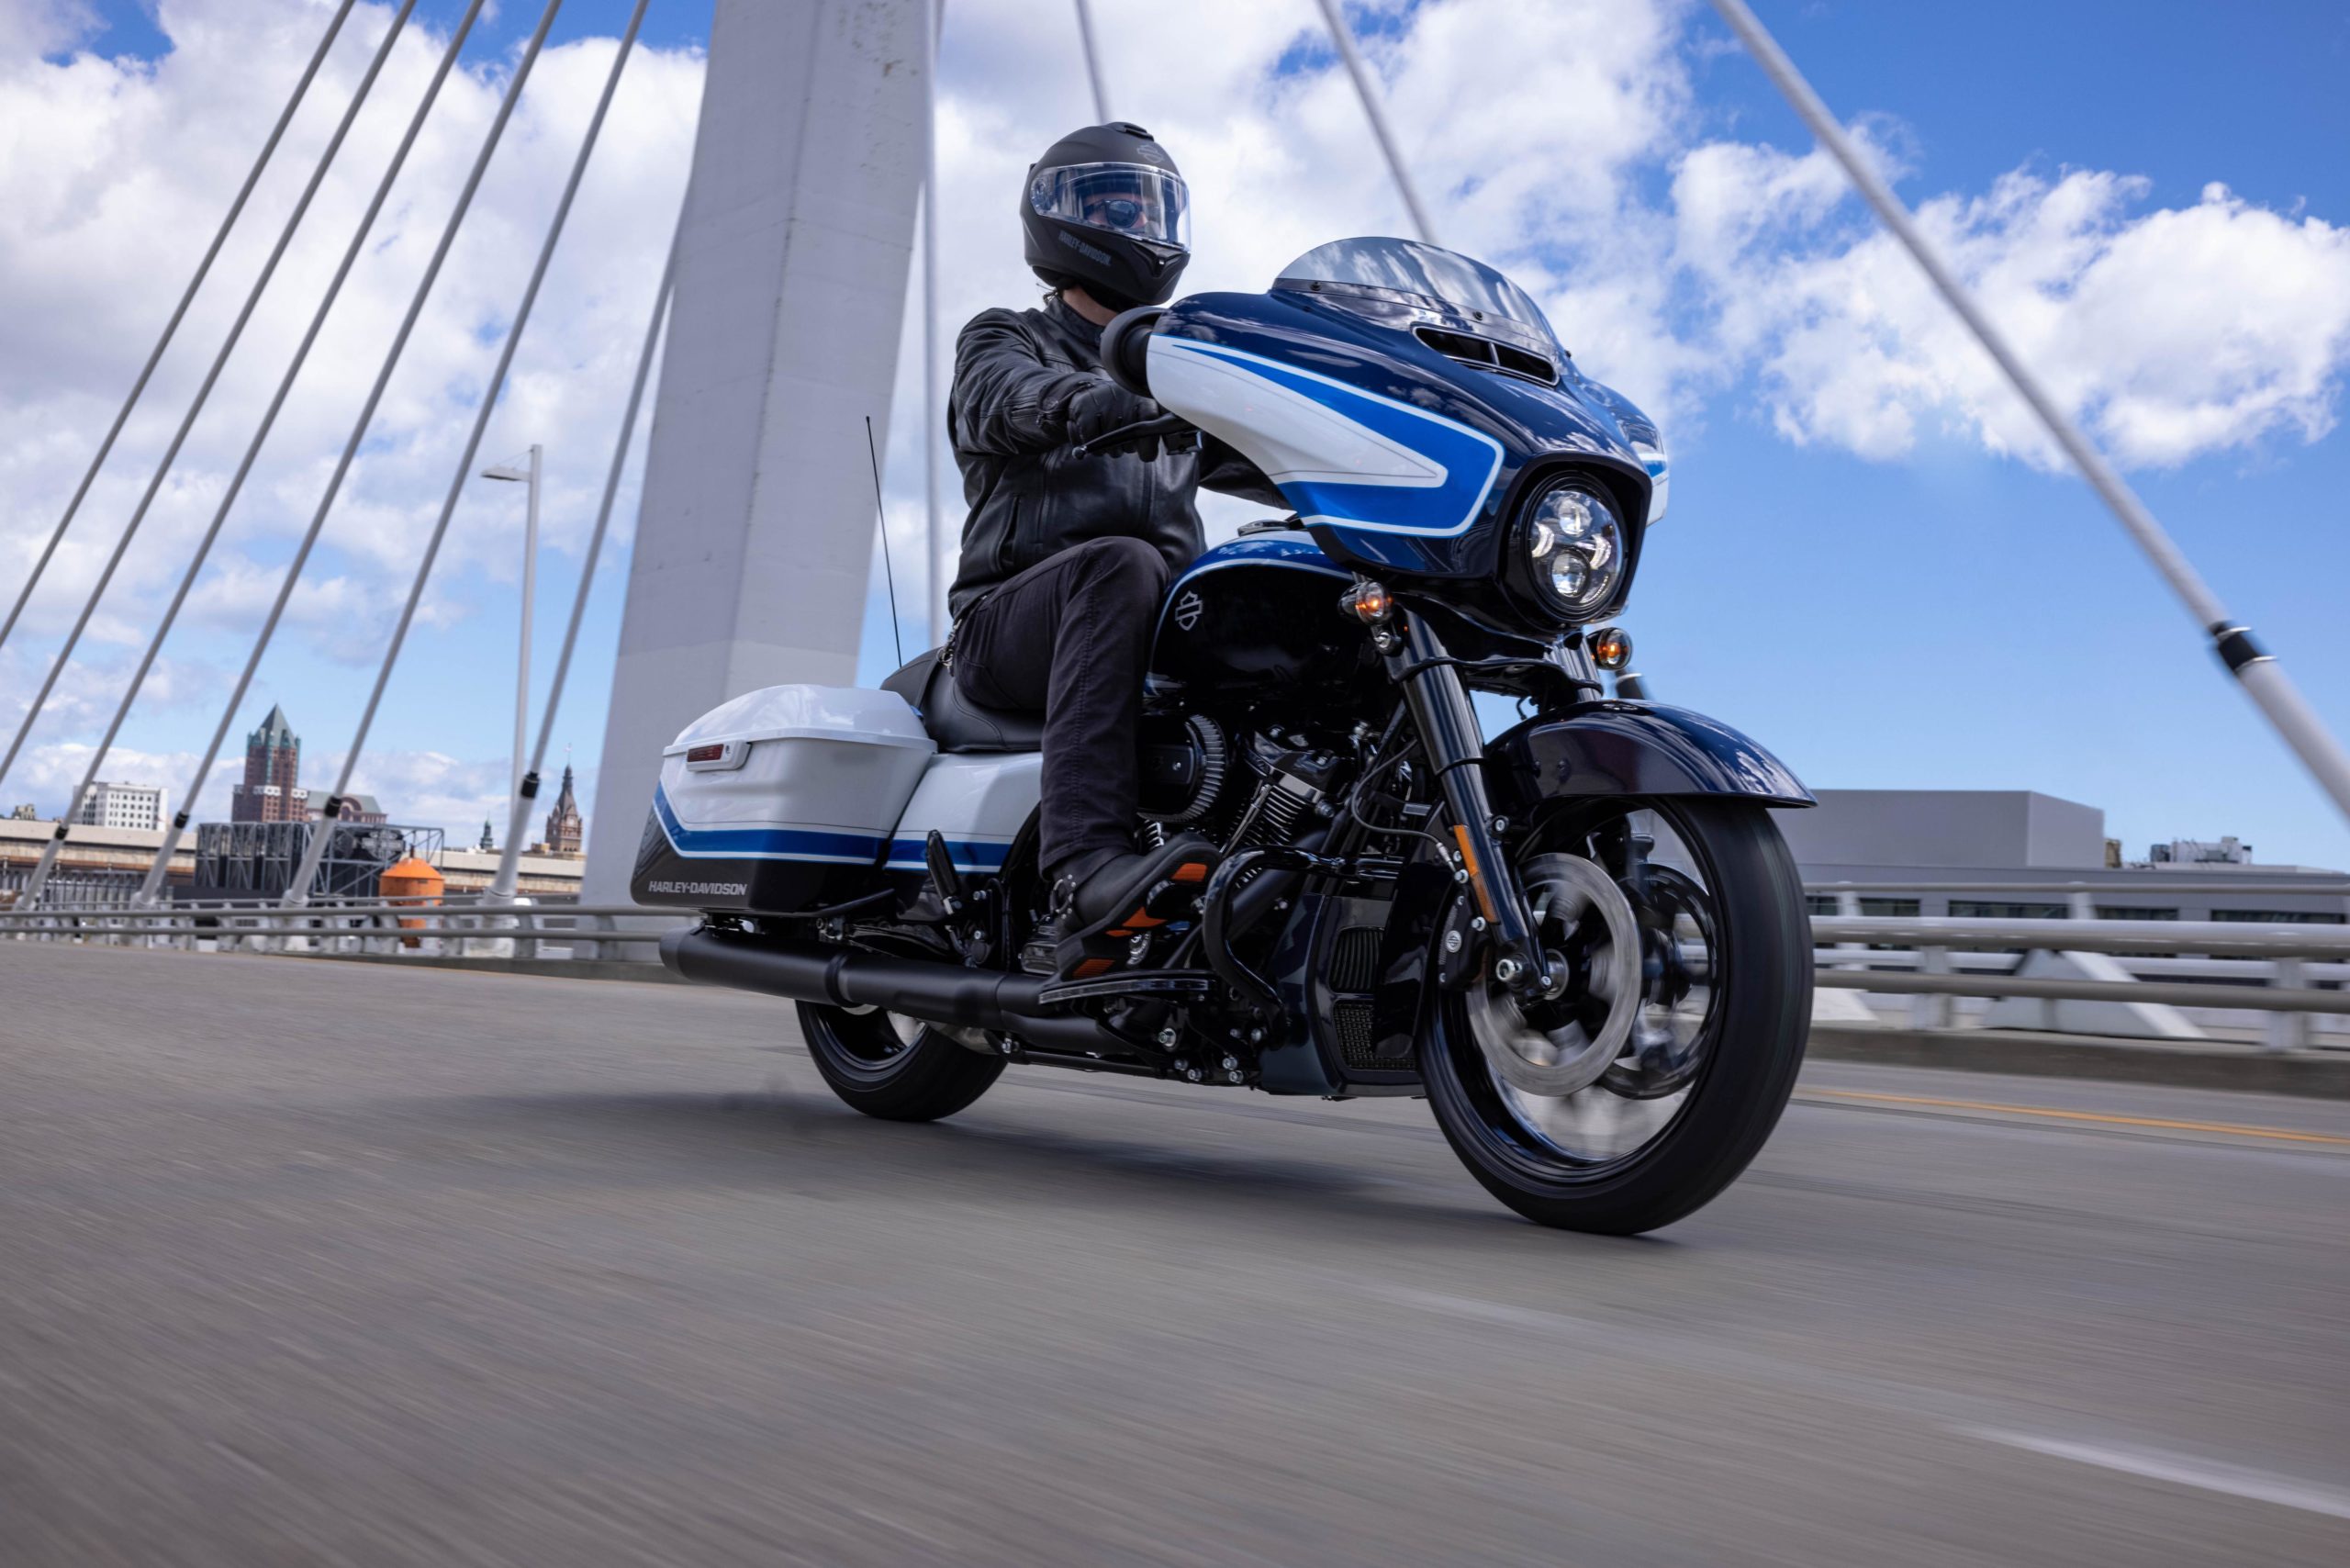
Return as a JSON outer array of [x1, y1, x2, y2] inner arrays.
[[1029, 162, 1190, 251]]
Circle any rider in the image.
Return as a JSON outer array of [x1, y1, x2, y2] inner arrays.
[[945, 122, 1281, 974]]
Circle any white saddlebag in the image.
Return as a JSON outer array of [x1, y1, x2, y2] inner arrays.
[[631, 686, 934, 913]]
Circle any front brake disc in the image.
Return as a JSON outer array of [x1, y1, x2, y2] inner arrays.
[[1463, 852, 1642, 1098]]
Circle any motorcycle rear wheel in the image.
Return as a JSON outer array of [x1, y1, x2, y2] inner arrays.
[[796, 1002, 1005, 1122], [1421, 797, 1809, 1235]]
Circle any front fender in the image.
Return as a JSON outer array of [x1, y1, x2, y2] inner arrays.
[[1484, 701, 1813, 810]]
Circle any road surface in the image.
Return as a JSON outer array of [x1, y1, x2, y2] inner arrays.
[[4, 942, 2346, 1566]]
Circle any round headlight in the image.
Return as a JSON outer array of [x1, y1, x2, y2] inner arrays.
[[1523, 482, 1625, 620]]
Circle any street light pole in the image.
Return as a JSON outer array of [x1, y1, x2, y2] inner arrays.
[[482, 444, 543, 823]]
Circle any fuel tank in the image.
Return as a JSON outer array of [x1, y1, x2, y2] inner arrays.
[[1147, 531, 1363, 700]]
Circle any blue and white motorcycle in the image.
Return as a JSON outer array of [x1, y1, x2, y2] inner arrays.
[[644, 238, 1815, 1234]]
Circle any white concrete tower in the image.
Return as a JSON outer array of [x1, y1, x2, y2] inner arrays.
[[582, 0, 932, 902]]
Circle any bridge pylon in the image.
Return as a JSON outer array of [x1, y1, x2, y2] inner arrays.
[[582, 0, 933, 903]]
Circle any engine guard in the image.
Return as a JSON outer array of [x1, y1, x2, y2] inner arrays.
[[1483, 700, 1814, 812]]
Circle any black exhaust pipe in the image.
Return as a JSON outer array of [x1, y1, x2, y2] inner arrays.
[[660, 926, 1126, 1054]]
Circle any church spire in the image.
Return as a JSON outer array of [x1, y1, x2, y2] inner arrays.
[[543, 746, 584, 856]]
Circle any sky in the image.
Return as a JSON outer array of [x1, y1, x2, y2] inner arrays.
[[4, 0, 2349, 870]]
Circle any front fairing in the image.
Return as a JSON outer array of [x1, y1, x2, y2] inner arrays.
[[1147, 285, 1654, 625]]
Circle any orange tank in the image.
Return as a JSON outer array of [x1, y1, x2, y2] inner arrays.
[[379, 856, 444, 946]]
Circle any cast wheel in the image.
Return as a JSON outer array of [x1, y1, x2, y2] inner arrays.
[[796, 1002, 1005, 1122], [1421, 797, 1810, 1234]]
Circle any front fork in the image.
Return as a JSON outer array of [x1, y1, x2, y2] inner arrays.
[[1382, 612, 1551, 999]]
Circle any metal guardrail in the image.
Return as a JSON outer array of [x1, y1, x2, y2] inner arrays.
[[1807, 915, 2350, 959], [9, 894, 2347, 1050], [0, 899, 680, 962], [1807, 878, 2350, 896], [1807, 913, 2348, 1050], [1802, 874, 2350, 1050]]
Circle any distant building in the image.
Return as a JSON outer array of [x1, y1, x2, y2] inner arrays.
[[478, 820, 495, 852], [229, 705, 308, 823], [73, 781, 168, 833], [541, 765, 583, 857], [308, 792, 388, 826], [6, 803, 38, 821], [2145, 836, 2254, 867], [1781, 789, 2344, 924], [189, 819, 441, 902]]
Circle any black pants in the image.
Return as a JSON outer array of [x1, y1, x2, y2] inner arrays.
[[953, 536, 1169, 880]]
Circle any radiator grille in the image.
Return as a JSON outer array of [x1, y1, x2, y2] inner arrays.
[[1330, 926, 1382, 992], [1335, 1000, 1381, 1070]]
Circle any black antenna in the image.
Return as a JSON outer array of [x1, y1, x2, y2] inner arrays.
[[864, 414, 905, 668]]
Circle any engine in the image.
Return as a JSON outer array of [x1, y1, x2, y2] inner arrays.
[[1137, 714, 1344, 853]]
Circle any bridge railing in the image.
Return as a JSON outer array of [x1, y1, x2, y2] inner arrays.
[[1806, 874, 2350, 903], [0, 899, 681, 962], [1802, 874, 2350, 1050], [1807, 915, 2350, 1047], [9, 890, 2348, 1050]]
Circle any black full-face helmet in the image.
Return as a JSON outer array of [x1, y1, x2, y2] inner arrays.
[[1023, 121, 1191, 311]]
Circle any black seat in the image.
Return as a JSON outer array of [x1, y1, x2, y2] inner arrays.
[[882, 649, 1045, 754]]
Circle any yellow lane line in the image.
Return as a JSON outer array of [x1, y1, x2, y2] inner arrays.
[[1798, 1089, 2350, 1146]]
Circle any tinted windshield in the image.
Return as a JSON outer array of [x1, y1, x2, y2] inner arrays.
[[1274, 237, 1558, 343]]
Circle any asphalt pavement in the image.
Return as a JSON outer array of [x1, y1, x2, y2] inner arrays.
[[4, 941, 2347, 1566]]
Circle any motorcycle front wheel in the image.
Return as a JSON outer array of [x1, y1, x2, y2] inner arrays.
[[1421, 797, 1810, 1235]]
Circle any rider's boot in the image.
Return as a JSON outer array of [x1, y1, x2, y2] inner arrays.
[[1049, 833, 1221, 980]]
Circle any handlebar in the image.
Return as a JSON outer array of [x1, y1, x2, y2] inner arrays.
[[1073, 412, 1200, 460]]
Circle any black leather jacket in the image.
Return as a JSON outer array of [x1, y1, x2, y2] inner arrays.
[[946, 295, 1281, 619]]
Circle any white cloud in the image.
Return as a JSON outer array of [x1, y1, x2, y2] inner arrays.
[[0, 0, 699, 681], [0, 2, 93, 72], [1677, 151, 2350, 465], [14, 739, 214, 819], [1, 644, 220, 743]]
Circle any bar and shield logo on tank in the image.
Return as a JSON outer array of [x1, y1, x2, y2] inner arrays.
[[1173, 588, 1203, 632]]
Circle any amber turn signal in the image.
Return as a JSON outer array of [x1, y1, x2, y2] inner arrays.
[[1341, 580, 1393, 624], [1589, 626, 1633, 670]]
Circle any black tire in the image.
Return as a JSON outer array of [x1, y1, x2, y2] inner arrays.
[[1422, 798, 1810, 1235], [796, 1002, 1005, 1122]]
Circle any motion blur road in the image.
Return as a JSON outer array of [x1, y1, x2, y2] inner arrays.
[[4, 943, 2347, 1566]]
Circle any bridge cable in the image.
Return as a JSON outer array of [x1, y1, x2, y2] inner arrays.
[[281, 0, 650, 910], [1707, 0, 2350, 827], [1311, 0, 1439, 246], [0, 0, 358, 662], [486, 229, 680, 903], [1071, 0, 1111, 121], [0, 3, 420, 797], [17, 0, 453, 910], [923, 0, 947, 644], [129, 0, 549, 906]]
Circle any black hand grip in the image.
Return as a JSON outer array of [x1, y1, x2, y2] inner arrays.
[[1099, 305, 1165, 397]]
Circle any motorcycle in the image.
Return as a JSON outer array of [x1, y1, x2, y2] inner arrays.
[[642, 237, 1815, 1234]]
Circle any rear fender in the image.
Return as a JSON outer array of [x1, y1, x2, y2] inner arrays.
[[1483, 702, 1813, 812]]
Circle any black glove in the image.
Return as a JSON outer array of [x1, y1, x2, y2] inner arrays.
[[1065, 381, 1163, 459]]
